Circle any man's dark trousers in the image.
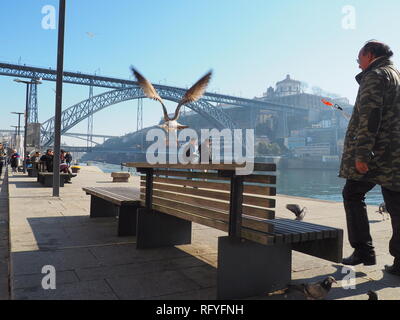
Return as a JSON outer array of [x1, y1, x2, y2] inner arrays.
[[343, 179, 400, 260]]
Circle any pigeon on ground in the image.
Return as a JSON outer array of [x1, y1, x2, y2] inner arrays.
[[376, 203, 389, 221], [131, 67, 212, 132], [286, 204, 307, 221], [367, 290, 378, 300], [288, 276, 337, 300]]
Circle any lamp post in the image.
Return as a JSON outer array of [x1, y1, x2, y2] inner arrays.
[[14, 78, 42, 173], [10, 126, 18, 149], [53, 0, 67, 197], [11, 112, 24, 136]]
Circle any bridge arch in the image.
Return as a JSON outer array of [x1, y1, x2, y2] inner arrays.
[[41, 86, 237, 147]]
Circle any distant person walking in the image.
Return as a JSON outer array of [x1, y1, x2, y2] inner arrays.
[[339, 41, 400, 276], [10, 149, 20, 174], [0, 143, 6, 178], [65, 152, 72, 167]]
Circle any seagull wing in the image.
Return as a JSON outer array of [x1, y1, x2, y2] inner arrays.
[[286, 204, 302, 216], [131, 67, 169, 121], [172, 71, 212, 120]]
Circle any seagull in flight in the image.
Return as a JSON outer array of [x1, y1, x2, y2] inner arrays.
[[86, 32, 96, 38], [131, 67, 212, 132]]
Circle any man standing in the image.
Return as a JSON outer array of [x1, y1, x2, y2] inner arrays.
[[10, 149, 20, 174], [340, 41, 400, 276], [0, 143, 6, 178]]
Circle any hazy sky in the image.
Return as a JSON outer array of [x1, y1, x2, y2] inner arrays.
[[1, 0, 399, 144]]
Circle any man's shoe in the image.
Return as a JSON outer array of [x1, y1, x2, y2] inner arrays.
[[342, 250, 376, 266], [384, 259, 400, 276]]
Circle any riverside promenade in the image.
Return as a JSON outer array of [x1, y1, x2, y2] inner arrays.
[[4, 166, 400, 300]]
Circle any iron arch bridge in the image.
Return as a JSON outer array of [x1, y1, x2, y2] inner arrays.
[[1, 61, 310, 146], [40, 86, 237, 147]]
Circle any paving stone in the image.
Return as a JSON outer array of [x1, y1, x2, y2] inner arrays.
[[179, 265, 217, 289], [75, 256, 206, 281], [13, 270, 79, 290], [106, 270, 201, 299], [11, 248, 101, 276], [13, 279, 118, 300], [6, 167, 400, 300], [89, 244, 188, 266], [150, 287, 216, 300]]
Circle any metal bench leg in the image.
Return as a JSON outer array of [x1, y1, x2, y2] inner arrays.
[[117, 204, 140, 237], [217, 236, 292, 300], [90, 196, 118, 218], [44, 175, 53, 187], [136, 208, 192, 249], [40, 175, 65, 187]]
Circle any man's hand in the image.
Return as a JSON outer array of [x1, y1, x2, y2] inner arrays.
[[355, 161, 369, 174]]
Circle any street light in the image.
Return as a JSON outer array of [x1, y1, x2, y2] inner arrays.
[[10, 126, 19, 150], [10, 112, 24, 136], [14, 78, 42, 173]]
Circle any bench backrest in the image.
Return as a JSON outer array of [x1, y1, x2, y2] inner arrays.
[[134, 163, 277, 245]]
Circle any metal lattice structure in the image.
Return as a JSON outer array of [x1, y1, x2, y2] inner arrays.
[[137, 98, 143, 132], [1, 61, 309, 146], [40, 86, 237, 147], [0, 62, 306, 113], [28, 81, 38, 123], [87, 83, 94, 148]]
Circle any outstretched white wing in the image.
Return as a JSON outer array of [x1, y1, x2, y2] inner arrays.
[[172, 71, 212, 120], [131, 66, 169, 121]]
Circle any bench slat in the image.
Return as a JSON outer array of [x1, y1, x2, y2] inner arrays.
[[143, 176, 231, 191], [153, 169, 229, 181], [270, 220, 312, 242], [151, 169, 277, 185], [272, 220, 320, 240], [82, 187, 140, 206], [148, 189, 229, 211], [277, 219, 337, 239], [140, 195, 274, 233], [126, 162, 276, 172], [140, 182, 275, 210], [140, 178, 276, 196]]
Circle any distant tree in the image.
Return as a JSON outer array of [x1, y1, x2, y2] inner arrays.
[[257, 142, 282, 156], [268, 143, 281, 155], [257, 142, 269, 155]]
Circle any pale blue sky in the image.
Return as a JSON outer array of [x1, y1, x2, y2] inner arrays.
[[1, 0, 399, 144]]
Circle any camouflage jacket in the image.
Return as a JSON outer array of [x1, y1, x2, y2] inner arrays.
[[339, 57, 400, 191]]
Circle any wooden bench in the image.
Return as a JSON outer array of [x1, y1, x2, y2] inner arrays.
[[37, 172, 70, 187], [27, 163, 39, 177], [82, 187, 141, 236], [124, 162, 343, 300]]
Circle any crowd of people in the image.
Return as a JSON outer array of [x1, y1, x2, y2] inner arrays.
[[0, 144, 76, 183]]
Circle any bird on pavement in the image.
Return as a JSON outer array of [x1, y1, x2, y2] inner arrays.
[[376, 202, 389, 221], [286, 204, 307, 221], [131, 67, 212, 132], [288, 276, 337, 300], [367, 290, 378, 300]]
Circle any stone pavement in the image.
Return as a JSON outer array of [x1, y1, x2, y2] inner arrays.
[[5, 166, 400, 300], [0, 167, 10, 299]]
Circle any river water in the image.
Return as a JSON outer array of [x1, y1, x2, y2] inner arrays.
[[86, 161, 384, 206]]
